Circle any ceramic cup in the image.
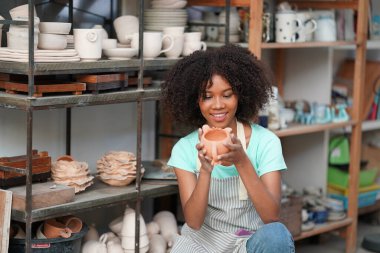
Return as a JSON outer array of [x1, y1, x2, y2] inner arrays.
[[275, 11, 302, 43], [113, 15, 139, 44], [74, 28, 102, 61], [162, 26, 185, 36], [163, 34, 184, 59], [130, 32, 174, 59], [102, 38, 117, 50], [295, 12, 318, 42], [200, 125, 232, 165], [182, 41, 207, 56]]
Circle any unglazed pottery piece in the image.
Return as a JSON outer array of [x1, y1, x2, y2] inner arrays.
[[43, 219, 72, 239], [57, 215, 83, 233], [201, 125, 232, 165], [153, 211, 178, 247]]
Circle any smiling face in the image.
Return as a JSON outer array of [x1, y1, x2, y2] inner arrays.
[[198, 74, 238, 130]]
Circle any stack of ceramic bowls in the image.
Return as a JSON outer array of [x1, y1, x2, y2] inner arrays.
[[7, 4, 39, 50], [218, 8, 241, 43], [144, 8, 187, 31], [97, 151, 144, 186], [150, 0, 187, 9], [38, 22, 71, 50]]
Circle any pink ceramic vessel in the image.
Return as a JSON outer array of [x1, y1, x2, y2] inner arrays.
[[200, 125, 232, 165]]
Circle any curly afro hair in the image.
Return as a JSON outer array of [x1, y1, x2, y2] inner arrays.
[[161, 44, 274, 128]]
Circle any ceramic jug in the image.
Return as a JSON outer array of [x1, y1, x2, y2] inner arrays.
[[200, 125, 232, 165]]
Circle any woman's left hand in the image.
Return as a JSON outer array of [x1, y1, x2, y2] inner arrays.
[[217, 133, 248, 166]]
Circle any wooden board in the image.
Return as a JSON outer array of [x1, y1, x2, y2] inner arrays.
[[0, 73, 10, 81], [2, 81, 86, 97], [8, 181, 75, 211], [128, 77, 152, 86], [0, 151, 51, 179], [0, 190, 12, 253], [75, 73, 128, 83]]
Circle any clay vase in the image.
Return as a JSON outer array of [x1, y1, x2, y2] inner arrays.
[[43, 219, 72, 239], [201, 125, 232, 165]]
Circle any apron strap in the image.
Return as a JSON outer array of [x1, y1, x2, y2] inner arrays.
[[236, 121, 248, 200], [196, 121, 249, 200]]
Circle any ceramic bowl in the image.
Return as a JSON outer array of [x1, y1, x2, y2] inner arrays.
[[38, 33, 67, 50], [9, 4, 37, 19], [103, 48, 138, 60], [39, 22, 72, 35]]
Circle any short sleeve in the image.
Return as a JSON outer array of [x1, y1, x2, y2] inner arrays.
[[167, 133, 198, 174], [256, 132, 287, 177]]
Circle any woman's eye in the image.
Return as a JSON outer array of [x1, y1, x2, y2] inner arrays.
[[224, 93, 233, 98]]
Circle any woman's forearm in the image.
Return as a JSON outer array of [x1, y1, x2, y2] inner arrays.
[[236, 156, 281, 223], [183, 170, 211, 230]]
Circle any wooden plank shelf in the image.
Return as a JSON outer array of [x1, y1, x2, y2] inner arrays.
[[274, 121, 356, 137], [294, 217, 353, 241], [206, 41, 356, 49], [0, 85, 161, 110], [0, 58, 179, 75], [10, 178, 178, 222], [187, 0, 250, 7]]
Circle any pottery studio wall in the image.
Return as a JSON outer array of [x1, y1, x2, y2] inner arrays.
[[0, 0, 156, 230]]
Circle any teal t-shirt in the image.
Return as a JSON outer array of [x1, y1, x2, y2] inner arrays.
[[167, 123, 287, 178]]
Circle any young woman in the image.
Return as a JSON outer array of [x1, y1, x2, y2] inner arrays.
[[161, 44, 295, 253]]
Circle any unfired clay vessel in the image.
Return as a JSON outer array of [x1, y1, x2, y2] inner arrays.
[[201, 125, 232, 165]]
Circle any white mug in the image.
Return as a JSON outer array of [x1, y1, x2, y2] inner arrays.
[[163, 35, 184, 59], [131, 32, 174, 59], [182, 41, 207, 56], [113, 15, 139, 44], [275, 11, 302, 43], [296, 12, 318, 42], [74, 29, 102, 61]]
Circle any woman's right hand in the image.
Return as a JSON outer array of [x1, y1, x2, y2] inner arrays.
[[197, 128, 213, 174]]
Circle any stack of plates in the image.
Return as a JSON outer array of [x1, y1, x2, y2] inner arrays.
[[144, 9, 188, 31], [150, 0, 187, 9]]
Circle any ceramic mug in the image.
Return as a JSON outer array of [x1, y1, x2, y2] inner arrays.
[[295, 12, 318, 42], [74, 28, 102, 61], [163, 35, 184, 59], [182, 41, 207, 56], [275, 11, 302, 43], [130, 32, 174, 59]]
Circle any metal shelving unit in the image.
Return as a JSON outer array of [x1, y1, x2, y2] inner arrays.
[[0, 1, 179, 253]]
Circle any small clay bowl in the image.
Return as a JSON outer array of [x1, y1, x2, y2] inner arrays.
[[43, 219, 72, 239]]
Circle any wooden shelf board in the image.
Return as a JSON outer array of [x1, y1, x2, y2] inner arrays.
[[206, 41, 357, 50], [287, 1, 358, 10], [333, 40, 380, 50], [274, 121, 355, 137], [358, 199, 380, 215], [262, 41, 355, 49], [10, 178, 178, 222], [294, 217, 353, 241], [0, 58, 178, 75], [332, 120, 380, 133], [0, 85, 161, 110], [187, 0, 249, 7]]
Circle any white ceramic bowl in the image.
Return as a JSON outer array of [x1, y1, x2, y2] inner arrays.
[[103, 48, 138, 60], [38, 33, 67, 50], [39, 22, 72, 35], [9, 4, 37, 19]]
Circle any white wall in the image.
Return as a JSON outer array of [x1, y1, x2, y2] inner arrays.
[[0, 102, 157, 172]]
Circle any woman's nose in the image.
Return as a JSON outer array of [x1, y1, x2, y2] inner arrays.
[[213, 97, 225, 109]]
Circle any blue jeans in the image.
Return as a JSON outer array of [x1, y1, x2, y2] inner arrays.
[[246, 222, 295, 253]]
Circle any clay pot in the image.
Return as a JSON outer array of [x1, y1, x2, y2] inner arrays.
[[200, 125, 232, 165], [57, 215, 83, 233], [43, 219, 72, 239]]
